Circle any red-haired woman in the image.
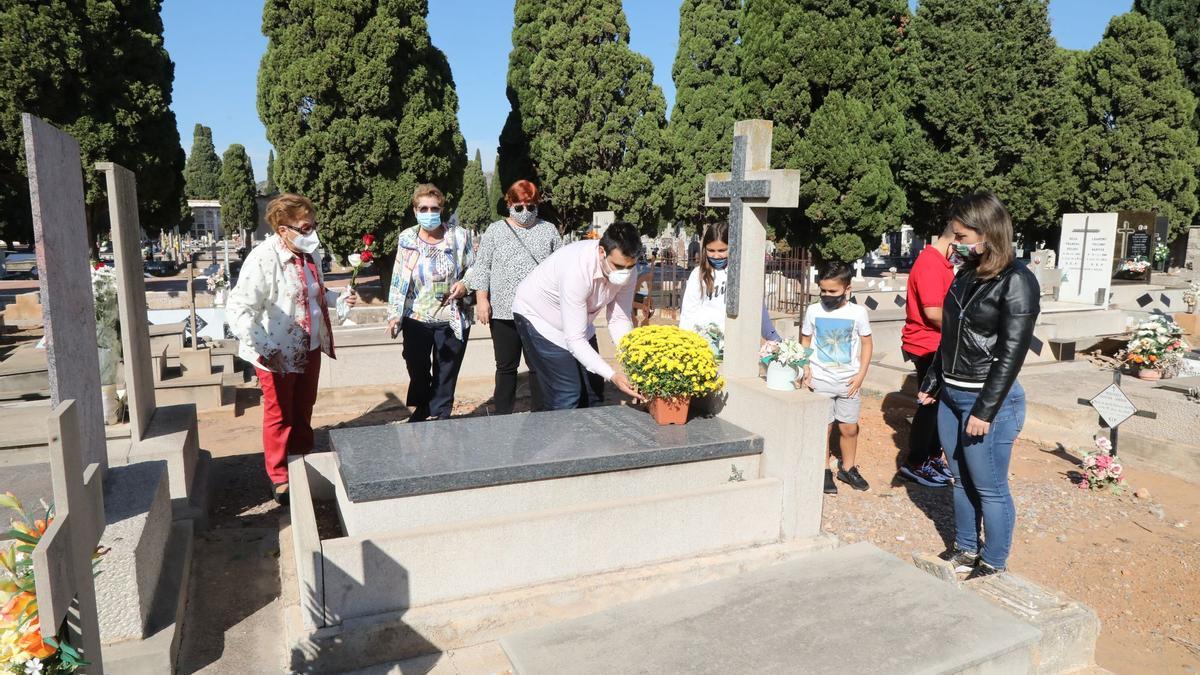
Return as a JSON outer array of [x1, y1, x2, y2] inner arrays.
[[465, 180, 562, 414]]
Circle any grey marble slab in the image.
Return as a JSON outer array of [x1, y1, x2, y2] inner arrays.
[[332, 406, 762, 503]]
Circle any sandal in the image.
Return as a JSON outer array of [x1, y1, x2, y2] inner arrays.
[[272, 481, 290, 507]]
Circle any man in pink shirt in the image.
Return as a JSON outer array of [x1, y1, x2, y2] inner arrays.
[[512, 222, 646, 410]]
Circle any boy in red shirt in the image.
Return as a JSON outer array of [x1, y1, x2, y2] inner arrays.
[[900, 223, 957, 487]]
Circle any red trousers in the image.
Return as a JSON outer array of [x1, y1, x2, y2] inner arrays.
[[257, 350, 322, 484]]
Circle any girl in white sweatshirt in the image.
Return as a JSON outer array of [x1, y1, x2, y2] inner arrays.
[[678, 223, 781, 342]]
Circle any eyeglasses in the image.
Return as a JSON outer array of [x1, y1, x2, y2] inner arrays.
[[510, 204, 537, 213], [285, 223, 317, 235], [416, 206, 442, 214]]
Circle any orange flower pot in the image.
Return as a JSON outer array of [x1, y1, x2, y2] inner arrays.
[[648, 397, 690, 425], [1135, 368, 1162, 381]]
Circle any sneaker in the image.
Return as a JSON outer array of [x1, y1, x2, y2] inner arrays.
[[938, 545, 979, 574], [899, 462, 951, 488], [928, 457, 954, 482], [965, 561, 1005, 581], [837, 465, 871, 491], [824, 469, 838, 494]]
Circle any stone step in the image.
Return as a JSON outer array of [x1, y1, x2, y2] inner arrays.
[[500, 542, 1042, 675]]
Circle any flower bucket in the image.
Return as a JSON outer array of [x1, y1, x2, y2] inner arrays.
[[766, 361, 799, 391], [213, 288, 227, 307], [648, 397, 689, 425], [1136, 368, 1162, 381]]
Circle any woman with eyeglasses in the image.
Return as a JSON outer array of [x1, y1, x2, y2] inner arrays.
[[227, 193, 357, 504], [386, 183, 476, 422], [464, 180, 562, 414]]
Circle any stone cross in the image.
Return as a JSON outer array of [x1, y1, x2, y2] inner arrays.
[[33, 400, 105, 673], [853, 259, 866, 280], [24, 114, 107, 470], [223, 239, 230, 276], [186, 263, 199, 348], [705, 120, 800, 379], [98, 162, 157, 442]]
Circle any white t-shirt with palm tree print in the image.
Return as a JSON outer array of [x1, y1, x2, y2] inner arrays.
[[801, 300, 872, 385]]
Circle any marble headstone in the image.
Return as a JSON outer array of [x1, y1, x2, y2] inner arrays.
[[1057, 213, 1117, 306], [24, 114, 107, 469], [98, 163, 157, 441], [592, 211, 615, 238]]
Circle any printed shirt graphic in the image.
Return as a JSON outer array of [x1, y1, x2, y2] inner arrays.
[[802, 301, 872, 384]]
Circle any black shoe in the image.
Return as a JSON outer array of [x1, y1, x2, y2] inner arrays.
[[272, 482, 290, 507], [965, 561, 1005, 581], [938, 545, 979, 574], [824, 469, 838, 494], [837, 465, 870, 491]]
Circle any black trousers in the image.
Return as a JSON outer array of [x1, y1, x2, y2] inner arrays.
[[402, 319, 469, 421], [489, 318, 543, 414], [905, 350, 941, 466]]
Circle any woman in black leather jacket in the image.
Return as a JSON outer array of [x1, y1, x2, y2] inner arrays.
[[917, 192, 1040, 580]]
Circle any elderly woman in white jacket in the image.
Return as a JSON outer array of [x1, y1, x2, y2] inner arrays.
[[226, 193, 355, 504]]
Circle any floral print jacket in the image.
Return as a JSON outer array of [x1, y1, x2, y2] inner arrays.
[[227, 235, 345, 373], [387, 225, 475, 340]]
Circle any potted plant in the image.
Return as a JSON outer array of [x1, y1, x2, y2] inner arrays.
[[759, 338, 812, 391], [206, 267, 229, 306], [1121, 316, 1188, 380], [697, 323, 724, 362], [617, 325, 724, 425]]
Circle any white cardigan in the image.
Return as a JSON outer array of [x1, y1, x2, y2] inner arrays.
[[678, 267, 781, 341]]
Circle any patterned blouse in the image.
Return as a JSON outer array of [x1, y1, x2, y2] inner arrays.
[[226, 235, 344, 373], [387, 225, 475, 339], [465, 218, 562, 320]]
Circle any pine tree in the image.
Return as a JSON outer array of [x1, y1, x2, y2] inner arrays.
[[457, 149, 490, 229], [259, 0, 466, 269], [900, 0, 1076, 243], [183, 124, 222, 199], [0, 0, 185, 239], [667, 0, 741, 231], [740, 0, 908, 260], [1072, 12, 1200, 238], [498, 0, 672, 232], [1134, 0, 1200, 227], [488, 155, 505, 221], [264, 149, 278, 195], [219, 144, 258, 233]]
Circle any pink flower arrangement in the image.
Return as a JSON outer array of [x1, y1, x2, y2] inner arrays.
[[1078, 436, 1126, 494]]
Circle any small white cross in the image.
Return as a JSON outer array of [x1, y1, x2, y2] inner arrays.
[[808, 266, 818, 286], [853, 259, 866, 279]]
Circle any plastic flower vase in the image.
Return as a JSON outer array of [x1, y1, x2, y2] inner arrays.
[[648, 397, 689, 425], [1136, 368, 1162, 381], [766, 361, 799, 391]]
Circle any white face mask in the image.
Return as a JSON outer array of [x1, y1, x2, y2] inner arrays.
[[290, 230, 320, 254], [607, 268, 633, 285]]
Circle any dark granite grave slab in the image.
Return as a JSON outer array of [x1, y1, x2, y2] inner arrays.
[[331, 406, 762, 503]]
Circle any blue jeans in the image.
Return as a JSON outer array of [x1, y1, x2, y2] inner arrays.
[[513, 313, 604, 411], [936, 382, 1026, 568]]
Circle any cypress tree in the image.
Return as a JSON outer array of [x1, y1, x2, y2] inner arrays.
[[740, 0, 908, 260], [488, 155, 505, 221], [457, 149, 490, 229], [667, 0, 741, 231], [1072, 12, 1200, 238], [496, 0, 546, 191], [218, 144, 258, 233], [500, 0, 672, 231], [264, 149, 278, 195], [259, 0, 466, 267], [0, 0, 184, 239], [899, 0, 1075, 243], [1134, 0, 1200, 227], [183, 124, 221, 199]]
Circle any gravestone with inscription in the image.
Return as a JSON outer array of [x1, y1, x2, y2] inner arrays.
[[1057, 213, 1117, 305]]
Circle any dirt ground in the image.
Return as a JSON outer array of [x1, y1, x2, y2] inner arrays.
[[823, 393, 1200, 675], [184, 385, 1200, 674]]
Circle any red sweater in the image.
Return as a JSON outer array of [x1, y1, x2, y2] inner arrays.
[[902, 246, 955, 357]]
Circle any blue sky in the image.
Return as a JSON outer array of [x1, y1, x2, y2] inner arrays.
[[163, 0, 1133, 183]]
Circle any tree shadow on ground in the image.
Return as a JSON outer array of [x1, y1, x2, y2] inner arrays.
[[879, 391, 956, 549]]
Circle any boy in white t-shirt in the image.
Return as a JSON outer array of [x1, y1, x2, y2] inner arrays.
[[801, 262, 874, 494]]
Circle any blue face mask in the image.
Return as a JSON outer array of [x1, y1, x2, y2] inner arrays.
[[708, 257, 728, 270], [416, 212, 442, 231]]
